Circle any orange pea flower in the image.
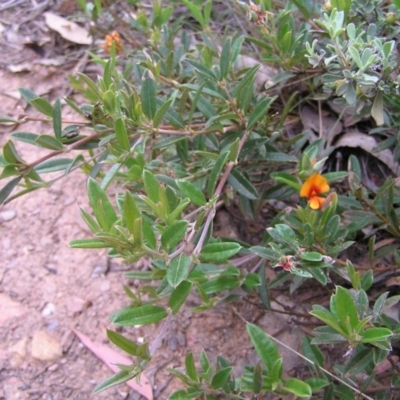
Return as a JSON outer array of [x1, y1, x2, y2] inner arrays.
[[102, 31, 123, 53], [300, 173, 330, 210]]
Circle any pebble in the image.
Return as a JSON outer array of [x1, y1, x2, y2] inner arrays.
[[67, 296, 87, 315], [42, 302, 56, 317], [0, 210, 16, 222], [31, 330, 62, 361], [0, 293, 27, 324], [99, 280, 111, 292]]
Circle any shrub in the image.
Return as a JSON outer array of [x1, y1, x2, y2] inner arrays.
[[1, 0, 400, 399]]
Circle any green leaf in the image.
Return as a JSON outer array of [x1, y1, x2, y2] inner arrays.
[[0, 176, 22, 205], [271, 172, 301, 191], [143, 170, 161, 203], [115, 118, 131, 151], [182, 0, 205, 27], [211, 367, 233, 389], [11, 132, 40, 145], [283, 378, 312, 398], [185, 352, 198, 382], [207, 151, 229, 197], [305, 377, 329, 391], [122, 191, 140, 235], [228, 168, 258, 200], [300, 252, 323, 262], [361, 327, 392, 343], [0, 115, 18, 123], [92, 369, 137, 395], [167, 254, 191, 288], [161, 220, 189, 250], [141, 71, 157, 120], [35, 135, 64, 150], [112, 304, 168, 326], [309, 307, 347, 336], [107, 330, 139, 357], [333, 286, 359, 332], [247, 97, 275, 130], [153, 98, 173, 128], [177, 180, 207, 206], [69, 238, 110, 248], [168, 281, 192, 315], [199, 242, 241, 262], [219, 38, 231, 80], [30, 98, 54, 118], [184, 59, 217, 81], [246, 323, 280, 373], [3, 140, 24, 163], [87, 177, 118, 231], [201, 275, 240, 294], [34, 158, 73, 173], [53, 98, 62, 140]]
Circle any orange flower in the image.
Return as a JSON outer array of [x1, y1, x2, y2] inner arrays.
[[300, 173, 330, 210], [102, 31, 123, 53]]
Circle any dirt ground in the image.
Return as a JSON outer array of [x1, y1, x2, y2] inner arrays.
[[0, 3, 313, 399]]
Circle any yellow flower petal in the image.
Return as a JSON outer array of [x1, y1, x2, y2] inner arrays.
[[309, 196, 325, 210]]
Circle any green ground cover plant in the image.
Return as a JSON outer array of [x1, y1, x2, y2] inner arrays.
[[1, 0, 400, 398]]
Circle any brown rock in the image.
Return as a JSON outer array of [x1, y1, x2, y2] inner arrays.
[[0, 293, 27, 325], [31, 330, 62, 361]]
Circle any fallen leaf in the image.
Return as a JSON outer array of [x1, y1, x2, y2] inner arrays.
[[334, 129, 400, 176], [72, 328, 153, 400], [44, 12, 91, 45]]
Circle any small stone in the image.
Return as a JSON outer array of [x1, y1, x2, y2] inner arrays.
[[0, 293, 27, 324], [0, 210, 16, 222], [99, 280, 111, 292], [31, 330, 62, 361], [10, 337, 28, 359], [67, 296, 87, 315], [42, 303, 56, 317]]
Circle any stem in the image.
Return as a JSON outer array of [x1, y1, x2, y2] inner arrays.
[[21, 132, 100, 170]]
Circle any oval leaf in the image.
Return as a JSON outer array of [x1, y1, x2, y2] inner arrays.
[[199, 242, 241, 262], [112, 304, 167, 326]]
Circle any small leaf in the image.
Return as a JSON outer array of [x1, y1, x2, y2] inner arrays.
[[69, 239, 110, 248], [87, 177, 118, 231], [115, 118, 131, 151], [112, 304, 168, 326], [143, 170, 161, 203], [283, 378, 312, 398], [184, 59, 217, 81], [141, 71, 157, 120], [199, 242, 241, 262], [185, 352, 198, 382], [361, 327, 392, 343], [246, 323, 280, 373], [161, 220, 189, 250], [177, 180, 206, 206], [34, 158, 73, 173], [35, 135, 64, 150], [207, 151, 229, 197], [219, 38, 231, 80], [168, 281, 192, 315], [11, 132, 39, 145], [30, 98, 54, 118], [300, 252, 323, 262], [334, 286, 359, 332], [167, 254, 191, 288], [247, 97, 275, 130], [153, 98, 173, 128], [228, 168, 258, 200], [107, 330, 139, 357], [211, 367, 233, 389], [0, 176, 22, 205], [371, 90, 384, 126], [53, 98, 62, 140]]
